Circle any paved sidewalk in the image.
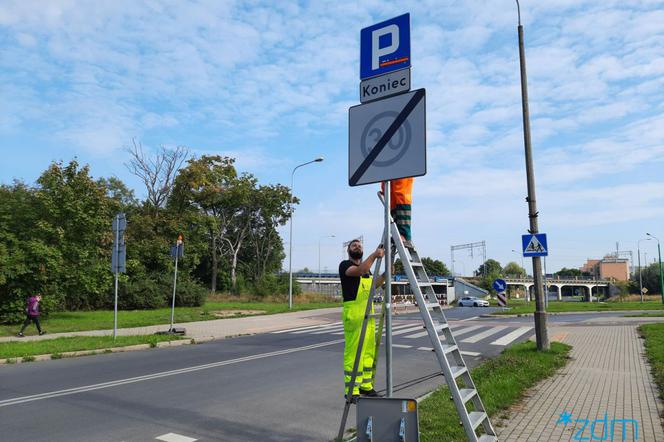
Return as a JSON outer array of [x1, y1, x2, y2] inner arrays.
[[0, 307, 341, 343], [497, 325, 664, 441]]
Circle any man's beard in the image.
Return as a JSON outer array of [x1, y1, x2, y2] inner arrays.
[[349, 250, 363, 260]]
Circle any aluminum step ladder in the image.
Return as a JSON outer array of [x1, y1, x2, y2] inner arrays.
[[336, 194, 497, 442]]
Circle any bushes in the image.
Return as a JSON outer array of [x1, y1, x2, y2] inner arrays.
[[252, 273, 295, 297], [115, 274, 206, 310]]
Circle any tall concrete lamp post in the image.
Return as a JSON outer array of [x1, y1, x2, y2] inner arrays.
[[288, 157, 324, 310], [646, 233, 664, 304], [318, 234, 335, 292], [516, 0, 548, 350], [638, 238, 651, 303]]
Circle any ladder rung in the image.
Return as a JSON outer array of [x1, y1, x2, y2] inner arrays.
[[411, 261, 423, 267], [441, 344, 458, 354], [478, 436, 498, 442], [469, 411, 488, 430], [459, 388, 477, 404], [424, 302, 440, 310], [417, 281, 432, 287], [367, 313, 382, 319], [450, 366, 467, 379]]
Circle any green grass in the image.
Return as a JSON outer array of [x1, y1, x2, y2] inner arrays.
[[639, 323, 664, 402], [626, 313, 664, 318], [0, 335, 184, 359], [0, 300, 338, 337], [491, 300, 664, 315], [419, 341, 572, 442]]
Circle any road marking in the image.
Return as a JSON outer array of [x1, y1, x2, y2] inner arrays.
[[491, 327, 532, 346], [393, 344, 412, 349], [331, 323, 417, 335], [391, 325, 426, 336], [0, 339, 345, 408], [415, 347, 480, 357], [458, 316, 479, 322], [310, 325, 345, 334], [156, 433, 197, 442], [462, 327, 507, 343], [292, 323, 344, 334], [404, 325, 482, 339], [271, 322, 341, 334]]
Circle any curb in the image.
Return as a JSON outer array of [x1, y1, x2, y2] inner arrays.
[[0, 335, 216, 365]]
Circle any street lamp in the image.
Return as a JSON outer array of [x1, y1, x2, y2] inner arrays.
[[646, 233, 664, 304], [318, 234, 335, 293], [511, 249, 525, 276], [288, 157, 324, 309], [638, 238, 652, 303]]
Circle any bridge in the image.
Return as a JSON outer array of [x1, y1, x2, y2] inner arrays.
[[505, 277, 612, 302]]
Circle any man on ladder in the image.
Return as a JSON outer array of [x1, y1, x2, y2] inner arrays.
[[381, 178, 414, 248], [338, 239, 385, 402]]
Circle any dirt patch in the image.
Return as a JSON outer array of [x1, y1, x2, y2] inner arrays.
[[210, 310, 266, 318]]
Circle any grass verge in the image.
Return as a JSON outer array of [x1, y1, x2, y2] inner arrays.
[[491, 300, 664, 315], [0, 335, 184, 359], [419, 341, 571, 441], [0, 294, 338, 337], [626, 313, 664, 318], [639, 323, 664, 402]]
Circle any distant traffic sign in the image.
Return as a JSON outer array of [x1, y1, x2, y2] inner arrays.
[[493, 278, 506, 292], [348, 88, 426, 186], [360, 13, 411, 80], [522, 233, 548, 257]]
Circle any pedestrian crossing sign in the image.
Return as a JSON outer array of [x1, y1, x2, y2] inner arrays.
[[522, 233, 548, 257]]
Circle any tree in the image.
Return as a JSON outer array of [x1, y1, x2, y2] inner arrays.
[[171, 155, 237, 292], [35, 161, 117, 309], [244, 184, 292, 281], [503, 261, 526, 278], [476, 259, 501, 277], [126, 139, 189, 212], [421, 257, 450, 276], [554, 267, 583, 278]]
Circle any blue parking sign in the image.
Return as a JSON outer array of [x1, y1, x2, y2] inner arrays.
[[360, 13, 411, 79]]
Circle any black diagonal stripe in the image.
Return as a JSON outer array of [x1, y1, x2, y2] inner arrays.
[[350, 89, 425, 186]]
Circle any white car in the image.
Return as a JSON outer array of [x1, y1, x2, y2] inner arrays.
[[458, 296, 490, 307]]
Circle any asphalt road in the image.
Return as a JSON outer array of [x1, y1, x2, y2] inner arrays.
[[0, 307, 644, 442]]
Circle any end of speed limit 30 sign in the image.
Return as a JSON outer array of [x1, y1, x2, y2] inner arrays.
[[348, 88, 426, 186]]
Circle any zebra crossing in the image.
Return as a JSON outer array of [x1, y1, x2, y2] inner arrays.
[[271, 321, 533, 350]]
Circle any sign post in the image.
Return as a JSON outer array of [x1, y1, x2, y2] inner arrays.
[[111, 213, 127, 340], [169, 235, 184, 332], [493, 278, 507, 307], [350, 12, 423, 400]]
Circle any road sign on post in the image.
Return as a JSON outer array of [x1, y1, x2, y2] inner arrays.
[[349, 88, 426, 186], [493, 278, 506, 292], [111, 213, 126, 340], [522, 233, 548, 257], [360, 13, 411, 80]]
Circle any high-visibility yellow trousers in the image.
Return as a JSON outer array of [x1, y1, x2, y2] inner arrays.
[[342, 276, 375, 395]]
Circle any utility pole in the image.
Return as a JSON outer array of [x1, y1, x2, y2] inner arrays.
[[516, 0, 549, 350]]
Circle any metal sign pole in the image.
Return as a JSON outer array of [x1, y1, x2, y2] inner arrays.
[[113, 213, 119, 340], [170, 248, 179, 331], [384, 181, 393, 397]]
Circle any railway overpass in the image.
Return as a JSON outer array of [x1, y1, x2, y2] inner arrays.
[[505, 277, 612, 302]]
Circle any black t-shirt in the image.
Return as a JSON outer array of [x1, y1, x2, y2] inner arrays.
[[339, 260, 371, 302]]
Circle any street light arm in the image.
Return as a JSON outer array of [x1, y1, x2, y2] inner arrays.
[[516, 0, 522, 26]]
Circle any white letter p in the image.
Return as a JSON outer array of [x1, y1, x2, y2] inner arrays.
[[372, 24, 399, 70]]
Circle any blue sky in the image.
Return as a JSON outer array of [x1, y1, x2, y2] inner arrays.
[[1, 0, 663, 275]]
